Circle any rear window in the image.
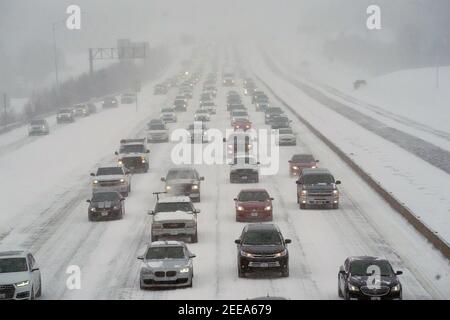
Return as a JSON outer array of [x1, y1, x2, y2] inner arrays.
[[292, 155, 314, 162], [238, 191, 269, 202]]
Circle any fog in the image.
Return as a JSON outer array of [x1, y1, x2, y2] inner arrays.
[[1, 0, 449, 95]]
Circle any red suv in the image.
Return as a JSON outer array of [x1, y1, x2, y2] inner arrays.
[[289, 154, 319, 177], [234, 189, 273, 222]]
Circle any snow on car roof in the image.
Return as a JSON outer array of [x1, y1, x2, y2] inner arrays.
[[158, 196, 192, 203], [150, 240, 184, 247], [302, 168, 330, 175], [0, 250, 27, 257]]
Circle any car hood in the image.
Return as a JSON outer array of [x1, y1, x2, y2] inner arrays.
[[154, 211, 195, 222], [144, 259, 188, 269], [0, 271, 31, 285], [166, 179, 198, 185], [161, 112, 175, 116], [303, 184, 336, 191], [349, 275, 399, 287], [237, 201, 270, 209], [241, 244, 286, 255], [95, 174, 125, 181]]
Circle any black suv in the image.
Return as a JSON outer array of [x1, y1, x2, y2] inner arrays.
[[235, 224, 291, 278], [338, 256, 403, 300], [87, 191, 125, 221]]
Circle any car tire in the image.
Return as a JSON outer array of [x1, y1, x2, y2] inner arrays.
[[238, 266, 245, 278], [333, 203, 339, 209], [37, 279, 42, 297], [151, 235, 158, 242], [30, 287, 35, 300], [300, 203, 307, 209], [123, 192, 129, 197], [191, 232, 198, 243], [338, 279, 343, 298], [344, 289, 350, 300], [88, 214, 94, 222], [282, 266, 290, 277]]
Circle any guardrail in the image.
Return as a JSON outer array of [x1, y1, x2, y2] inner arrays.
[[256, 74, 450, 261]]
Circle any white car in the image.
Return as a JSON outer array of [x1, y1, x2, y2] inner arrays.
[[160, 107, 177, 123], [276, 127, 297, 146], [149, 196, 199, 243], [229, 155, 260, 183], [91, 166, 131, 197], [194, 110, 211, 122], [0, 250, 42, 300], [147, 122, 170, 142]]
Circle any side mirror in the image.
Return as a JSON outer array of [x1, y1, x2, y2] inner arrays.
[[189, 254, 196, 259], [125, 171, 131, 175], [223, 138, 226, 143], [200, 177, 205, 181], [161, 177, 166, 182], [284, 239, 292, 244], [233, 198, 238, 201], [146, 150, 150, 153], [120, 198, 125, 202], [316, 160, 320, 163], [257, 162, 261, 165], [137, 256, 144, 260], [396, 271, 403, 275], [296, 180, 301, 185], [115, 151, 119, 156], [234, 239, 241, 245], [335, 180, 341, 185], [288, 160, 292, 163], [90, 173, 95, 177], [194, 209, 201, 214], [270, 197, 274, 201], [148, 210, 154, 215], [32, 268, 40, 272], [86, 200, 91, 203]]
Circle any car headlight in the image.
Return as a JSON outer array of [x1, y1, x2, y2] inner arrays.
[[274, 249, 287, 257], [179, 267, 190, 273], [237, 206, 244, 211], [240, 251, 254, 258], [301, 190, 307, 195], [333, 190, 338, 195], [120, 178, 125, 183], [93, 180, 99, 185], [141, 267, 153, 275], [192, 185, 199, 190], [348, 284, 359, 292], [311, 166, 317, 169], [141, 157, 146, 163], [292, 166, 299, 170], [118, 160, 123, 165], [113, 206, 120, 210], [15, 280, 30, 287], [165, 185, 172, 190], [90, 208, 96, 212], [391, 284, 401, 292], [264, 206, 272, 211], [152, 223, 163, 229]]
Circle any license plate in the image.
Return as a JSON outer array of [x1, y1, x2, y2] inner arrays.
[[259, 263, 269, 268], [170, 231, 178, 235], [101, 212, 109, 217], [251, 212, 258, 217], [241, 176, 248, 180], [371, 297, 381, 300]]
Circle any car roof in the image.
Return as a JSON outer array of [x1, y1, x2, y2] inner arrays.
[[157, 196, 192, 203], [302, 168, 331, 175], [149, 240, 186, 247], [0, 250, 28, 258], [245, 223, 279, 231], [239, 188, 269, 193], [349, 256, 387, 262]]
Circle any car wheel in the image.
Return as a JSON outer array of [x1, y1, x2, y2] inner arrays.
[[333, 203, 339, 209], [238, 266, 245, 278], [30, 287, 35, 300], [300, 203, 306, 209], [151, 235, 158, 242], [37, 278, 42, 297], [88, 214, 94, 222], [282, 266, 289, 277], [344, 289, 350, 300]]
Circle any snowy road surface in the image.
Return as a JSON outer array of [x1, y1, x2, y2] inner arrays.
[[0, 51, 450, 300]]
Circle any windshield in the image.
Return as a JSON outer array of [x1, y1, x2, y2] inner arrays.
[[92, 192, 120, 202], [350, 260, 394, 277], [238, 191, 269, 202], [145, 246, 186, 260], [0, 258, 28, 273], [155, 202, 194, 212], [303, 174, 334, 185], [149, 124, 166, 130], [174, 100, 185, 104], [31, 120, 46, 125], [161, 108, 173, 113], [242, 230, 282, 246], [120, 145, 144, 153], [279, 128, 293, 134], [233, 112, 248, 117], [292, 155, 314, 163], [166, 169, 196, 180], [59, 109, 72, 113], [97, 167, 123, 176]]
